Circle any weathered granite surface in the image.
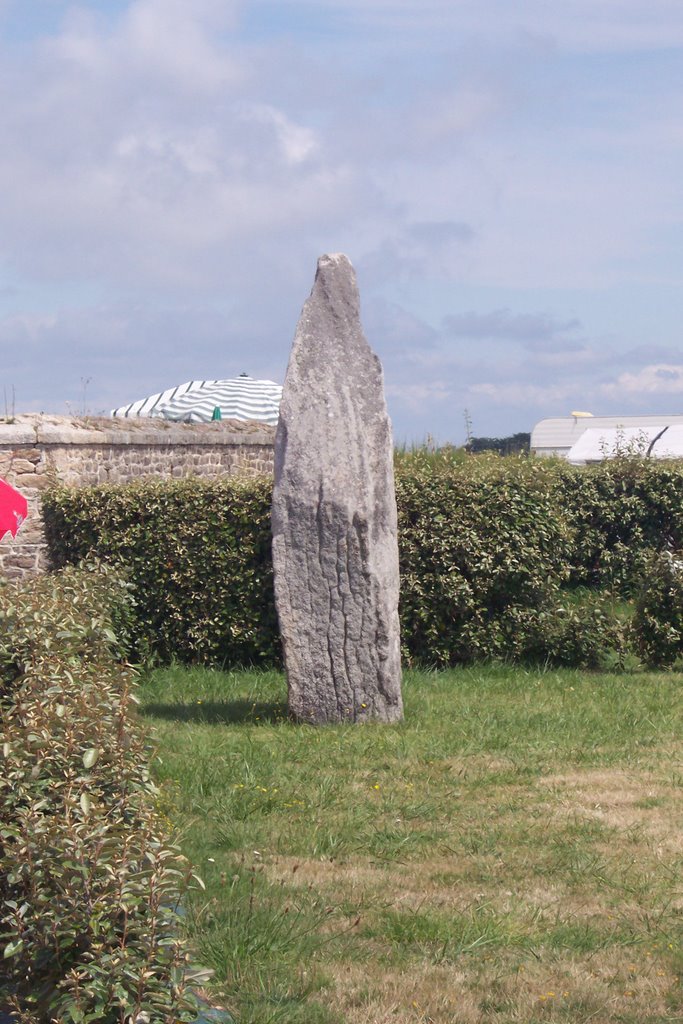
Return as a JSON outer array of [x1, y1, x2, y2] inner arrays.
[[271, 253, 403, 724]]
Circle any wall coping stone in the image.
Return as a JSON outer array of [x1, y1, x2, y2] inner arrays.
[[0, 414, 275, 448]]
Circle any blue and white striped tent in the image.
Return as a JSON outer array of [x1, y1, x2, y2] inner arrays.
[[111, 376, 282, 426]]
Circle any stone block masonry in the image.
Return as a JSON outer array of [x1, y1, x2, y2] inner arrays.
[[0, 414, 275, 581]]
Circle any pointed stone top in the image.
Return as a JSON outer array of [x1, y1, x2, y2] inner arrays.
[[304, 252, 360, 326], [318, 252, 349, 267], [315, 252, 355, 283]]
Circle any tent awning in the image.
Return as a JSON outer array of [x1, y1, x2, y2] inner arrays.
[[111, 380, 217, 418], [112, 377, 282, 426]]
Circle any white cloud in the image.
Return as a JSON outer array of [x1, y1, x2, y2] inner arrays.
[[0, 0, 682, 441], [239, 104, 319, 165], [0, 0, 372, 293], [602, 364, 683, 397], [46, 0, 242, 92]]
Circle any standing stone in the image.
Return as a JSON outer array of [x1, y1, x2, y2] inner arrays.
[[272, 253, 403, 724]]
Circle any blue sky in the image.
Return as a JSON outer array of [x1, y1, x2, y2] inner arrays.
[[1, 0, 683, 443]]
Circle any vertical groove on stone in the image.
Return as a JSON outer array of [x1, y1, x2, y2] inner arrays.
[[271, 253, 403, 724]]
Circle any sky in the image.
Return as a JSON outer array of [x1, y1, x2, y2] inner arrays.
[[1, 0, 683, 444]]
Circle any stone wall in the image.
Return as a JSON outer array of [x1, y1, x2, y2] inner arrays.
[[0, 415, 275, 580]]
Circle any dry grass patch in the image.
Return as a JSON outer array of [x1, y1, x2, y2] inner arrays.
[[139, 665, 683, 1024], [323, 947, 682, 1024], [258, 764, 682, 1022], [264, 854, 395, 901], [540, 768, 683, 852], [326, 961, 477, 1024]]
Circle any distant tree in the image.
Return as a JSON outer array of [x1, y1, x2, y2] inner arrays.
[[467, 432, 530, 456]]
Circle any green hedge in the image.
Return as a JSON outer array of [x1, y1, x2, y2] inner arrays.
[[0, 563, 198, 1022], [41, 454, 683, 669], [43, 477, 278, 667], [557, 458, 683, 590], [633, 549, 683, 667], [395, 453, 574, 664]]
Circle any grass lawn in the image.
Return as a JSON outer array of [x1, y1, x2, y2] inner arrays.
[[138, 666, 683, 1024]]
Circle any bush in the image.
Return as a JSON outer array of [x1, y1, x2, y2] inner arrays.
[[0, 561, 136, 690], [632, 549, 683, 667], [43, 458, 577, 669], [558, 458, 683, 591], [43, 478, 279, 667], [41, 453, 683, 670], [516, 594, 629, 669], [0, 563, 198, 1023], [395, 452, 575, 666]]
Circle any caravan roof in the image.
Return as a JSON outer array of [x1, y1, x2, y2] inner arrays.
[[531, 415, 683, 457]]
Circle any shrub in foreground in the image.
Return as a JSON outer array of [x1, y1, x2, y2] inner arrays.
[[0, 563, 198, 1023]]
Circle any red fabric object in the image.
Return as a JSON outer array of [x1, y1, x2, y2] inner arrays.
[[0, 477, 28, 541]]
